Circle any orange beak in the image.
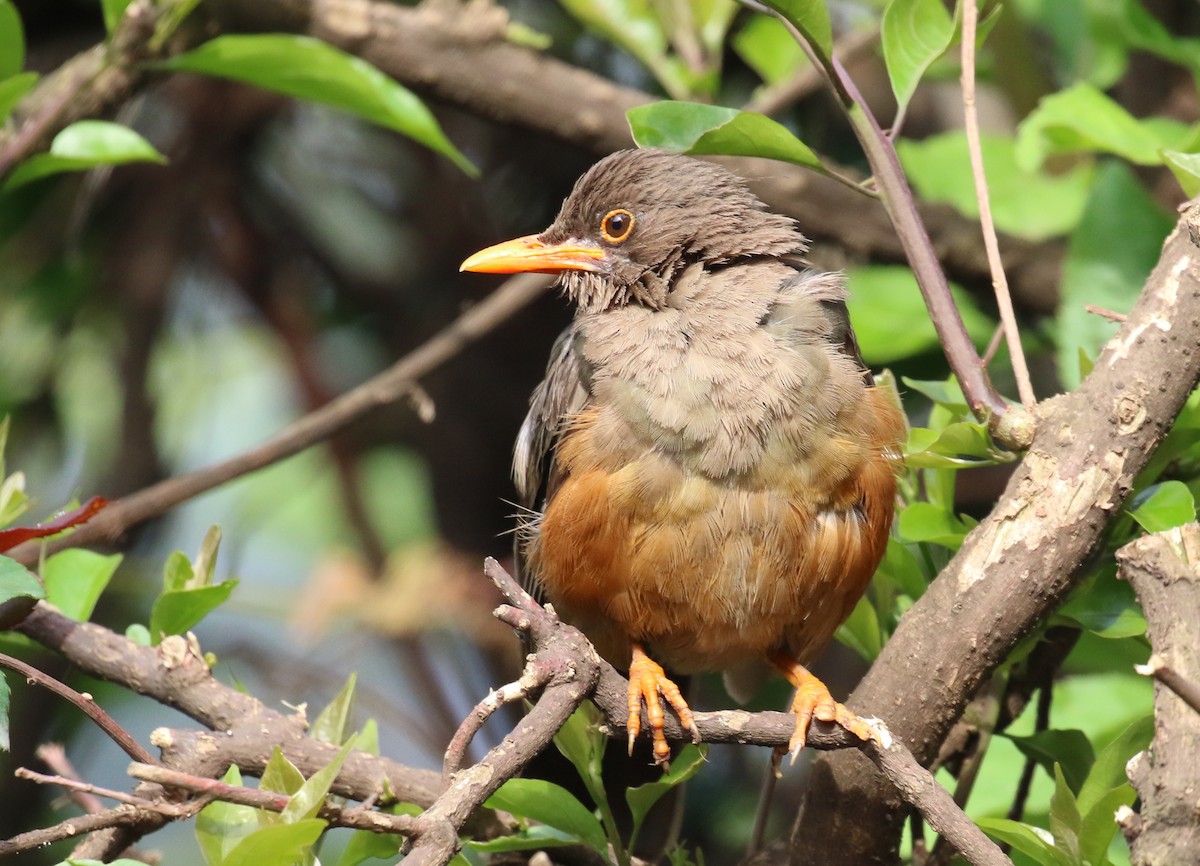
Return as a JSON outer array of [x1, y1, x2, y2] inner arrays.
[[459, 234, 606, 275]]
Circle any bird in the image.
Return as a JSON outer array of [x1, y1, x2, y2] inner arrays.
[[461, 149, 906, 766]]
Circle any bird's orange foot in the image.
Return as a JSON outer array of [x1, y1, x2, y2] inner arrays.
[[627, 644, 700, 768], [770, 654, 880, 762]]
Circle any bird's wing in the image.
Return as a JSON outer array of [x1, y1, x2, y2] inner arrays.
[[777, 255, 874, 385], [513, 325, 591, 589]]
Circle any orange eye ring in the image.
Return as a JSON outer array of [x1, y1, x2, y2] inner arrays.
[[600, 209, 636, 244]]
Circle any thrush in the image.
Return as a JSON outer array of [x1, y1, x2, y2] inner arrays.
[[462, 149, 906, 765]]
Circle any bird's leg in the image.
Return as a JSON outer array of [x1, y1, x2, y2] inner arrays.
[[627, 643, 700, 767], [768, 652, 880, 761]]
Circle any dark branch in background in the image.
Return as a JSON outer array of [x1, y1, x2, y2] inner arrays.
[[789, 203, 1200, 864], [7, 273, 551, 566], [1118, 524, 1200, 865]]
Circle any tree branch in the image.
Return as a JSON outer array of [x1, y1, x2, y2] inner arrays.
[[1118, 524, 1200, 865], [791, 203, 1200, 863]]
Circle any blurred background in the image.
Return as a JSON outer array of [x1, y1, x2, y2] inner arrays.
[[2, 0, 1197, 862]]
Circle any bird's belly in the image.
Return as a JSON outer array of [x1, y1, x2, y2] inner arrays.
[[530, 443, 889, 673]]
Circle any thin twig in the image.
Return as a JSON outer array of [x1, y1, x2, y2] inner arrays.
[[8, 273, 551, 567], [1085, 304, 1128, 323], [16, 768, 193, 815], [442, 672, 543, 781], [960, 0, 1035, 409], [1137, 654, 1200, 716], [0, 651, 157, 765], [747, 3, 1031, 447], [0, 805, 153, 856], [36, 743, 105, 815], [127, 763, 421, 836]]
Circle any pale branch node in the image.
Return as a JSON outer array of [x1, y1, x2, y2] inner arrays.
[[1118, 524, 1200, 865]]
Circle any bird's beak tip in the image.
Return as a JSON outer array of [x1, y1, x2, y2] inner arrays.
[[460, 235, 606, 275]]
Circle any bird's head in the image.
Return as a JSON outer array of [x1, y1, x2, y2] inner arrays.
[[460, 149, 807, 312]]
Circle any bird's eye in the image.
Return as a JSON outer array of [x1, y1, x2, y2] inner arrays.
[[600, 209, 635, 244]]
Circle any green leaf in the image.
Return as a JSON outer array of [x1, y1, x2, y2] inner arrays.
[[1077, 713, 1152, 817], [976, 817, 1074, 866], [902, 377, 968, 413], [0, 554, 43, 605], [0, 0, 24, 78], [3, 121, 166, 190], [758, 0, 832, 57], [897, 131, 1094, 241], [877, 537, 927, 601], [347, 717, 379, 756], [149, 581, 237, 642], [42, 550, 121, 622], [0, 670, 9, 751], [1056, 573, 1146, 639], [552, 701, 607, 790], [1127, 480, 1197, 533], [336, 827, 404, 866], [1002, 729, 1095, 794], [125, 623, 151, 646], [162, 550, 193, 593], [1016, 82, 1200, 170], [733, 15, 807, 86], [845, 266, 993, 364], [261, 748, 307, 798], [1079, 783, 1136, 866], [1048, 764, 1082, 862], [906, 422, 1011, 469], [197, 766, 258, 866], [100, 0, 133, 34], [836, 595, 883, 661], [1056, 161, 1173, 388], [626, 743, 706, 846], [881, 0, 955, 115], [312, 673, 357, 745], [628, 102, 822, 170], [485, 778, 607, 853], [1162, 149, 1200, 197], [0, 71, 36, 124], [466, 824, 577, 854], [221, 818, 326, 866], [192, 524, 222, 587], [896, 502, 971, 548], [282, 742, 353, 823], [159, 35, 475, 176]]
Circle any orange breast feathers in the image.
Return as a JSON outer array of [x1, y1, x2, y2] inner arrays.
[[525, 385, 906, 674]]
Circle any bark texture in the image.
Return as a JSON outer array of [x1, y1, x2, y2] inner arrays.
[[1119, 525, 1200, 866], [791, 204, 1200, 864]]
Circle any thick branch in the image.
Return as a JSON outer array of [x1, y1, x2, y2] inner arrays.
[[1118, 525, 1200, 866], [791, 206, 1200, 862]]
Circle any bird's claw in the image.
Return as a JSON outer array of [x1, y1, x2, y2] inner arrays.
[[627, 649, 699, 770], [785, 678, 880, 764]]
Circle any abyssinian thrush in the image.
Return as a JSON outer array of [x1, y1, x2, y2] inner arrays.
[[462, 149, 906, 765]]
